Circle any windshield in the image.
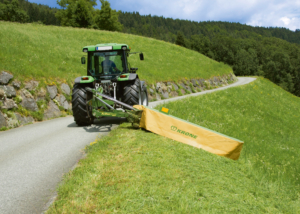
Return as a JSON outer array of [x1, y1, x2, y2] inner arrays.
[[88, 51, 124, 78]]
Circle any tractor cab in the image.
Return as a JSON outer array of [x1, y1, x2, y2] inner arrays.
[[81, 43, 143, 81], [87, 50, 128, 81]]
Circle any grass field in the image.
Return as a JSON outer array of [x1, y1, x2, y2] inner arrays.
[[47, 78, 300, 213], [0, 21, 232, 84]]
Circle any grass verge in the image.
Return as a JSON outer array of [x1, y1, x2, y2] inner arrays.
[[48, 77, 300, 213]]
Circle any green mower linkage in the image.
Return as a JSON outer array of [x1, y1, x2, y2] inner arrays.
[[86, 87, 143, 128]]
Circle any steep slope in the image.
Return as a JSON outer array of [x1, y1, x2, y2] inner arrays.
[[0, 21, 232, 84]]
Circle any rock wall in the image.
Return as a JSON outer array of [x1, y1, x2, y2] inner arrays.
[[0, 70, 237, 131], [0, 71, 72, 130], [147, 73, 237, 101]]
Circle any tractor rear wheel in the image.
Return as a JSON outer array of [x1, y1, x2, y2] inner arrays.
[[122, 78, 148, 108], [72, 83, 93, 126]]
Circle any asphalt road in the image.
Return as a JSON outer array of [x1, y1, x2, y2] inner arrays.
[[0, 77, 256, 214], [149, 77, 256, 108]]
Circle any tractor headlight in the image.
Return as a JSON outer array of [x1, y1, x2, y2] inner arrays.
[[83, 48, 88, 53]]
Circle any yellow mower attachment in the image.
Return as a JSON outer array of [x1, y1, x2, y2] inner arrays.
[[86, 87, 243, 160], [134, 105, 243, 160]]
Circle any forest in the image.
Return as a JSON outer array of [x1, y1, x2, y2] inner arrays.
[[118, 12, 300, 96], [1, 0, 300, 96]]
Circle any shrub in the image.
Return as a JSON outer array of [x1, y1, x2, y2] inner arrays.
[[37, 99, 47, 111], [0, 126, 8, 131], [177, 89, 182, 96], [13, 95, 22, 104], [16, 105, 29, 117], [31, 111, 43, 121]]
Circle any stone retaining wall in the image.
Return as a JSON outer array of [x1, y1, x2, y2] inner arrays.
[[0, 71, 72, 130], [147, 73, 236, 101], [0, 71, 237, 131]]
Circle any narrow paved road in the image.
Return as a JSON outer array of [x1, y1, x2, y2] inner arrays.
[[149, 77, 256, 108], [0, 77, 255, 214]]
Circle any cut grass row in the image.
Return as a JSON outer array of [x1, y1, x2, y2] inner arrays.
[[0, 21, 232, 84], [47, 78, 300, 213]]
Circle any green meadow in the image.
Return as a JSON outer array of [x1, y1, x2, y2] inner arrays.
[[48, 78, 300, 213], [0, 21, 231, 84]]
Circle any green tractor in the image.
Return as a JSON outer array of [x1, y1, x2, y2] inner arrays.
[[72, 43, 148, 126]]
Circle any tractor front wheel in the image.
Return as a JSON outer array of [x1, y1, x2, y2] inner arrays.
[[72, 83, 93, 126]]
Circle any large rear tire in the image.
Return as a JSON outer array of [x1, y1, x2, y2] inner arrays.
[[72, 83, 93, 126], [122, 78, 148, 108]]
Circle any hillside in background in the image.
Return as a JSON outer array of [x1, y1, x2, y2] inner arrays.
[[0, 21, 231, 83], [119, 12, 300, 97], [2, 0, 300, 44], [119, 12, 300, 44]]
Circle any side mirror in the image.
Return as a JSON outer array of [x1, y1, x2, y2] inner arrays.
[[139, 53, 144, 61], [81, 57, 86, 64]]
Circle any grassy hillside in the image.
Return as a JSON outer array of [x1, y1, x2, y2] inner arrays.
[[48, 78, 300, 213], [0, 21, 232, 84]]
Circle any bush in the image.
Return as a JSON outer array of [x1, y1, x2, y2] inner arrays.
[[13, 95, 22, 104], [31, 111, 43, 121], [16, 105, 29, 117], [37, 99, 47, 111], [177, 89, 182, 96], [6, 111, 16, 119], [0, 126, 8, 131]]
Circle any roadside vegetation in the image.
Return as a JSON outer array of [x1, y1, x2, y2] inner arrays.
[[47, 78, 300, 213], [0, 21, 231, 84]]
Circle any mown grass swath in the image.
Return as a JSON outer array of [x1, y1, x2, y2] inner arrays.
[[47, 78, 300, 213], [0, 21, 232, 84]]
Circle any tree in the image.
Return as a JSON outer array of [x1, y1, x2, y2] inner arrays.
[[94, 0, 123, 31], [72, 0, 93, 28], [0, 0, 29, 23], [56, 0, 95, 28], [233, 48, 258, 76], [175, 31, 185, 47]]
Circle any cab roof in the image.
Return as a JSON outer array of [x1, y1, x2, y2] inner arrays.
[[82, 43, 130, 52]]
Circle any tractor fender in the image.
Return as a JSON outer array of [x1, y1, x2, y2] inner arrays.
[[140, 80, 146, 91], [74, 76, 95, 84], [139, 80, 146, 105], [128, 73, 138, 80], [117, 73, 139, 82]]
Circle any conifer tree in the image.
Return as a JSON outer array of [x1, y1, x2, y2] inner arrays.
[[175, 31, 186, 47], [94, 0, 122, 31], [72, 0, 93, 28], [56, 0, 95, 27]]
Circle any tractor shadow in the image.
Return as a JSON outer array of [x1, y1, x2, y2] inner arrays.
[[67, 117, 127, 133]]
